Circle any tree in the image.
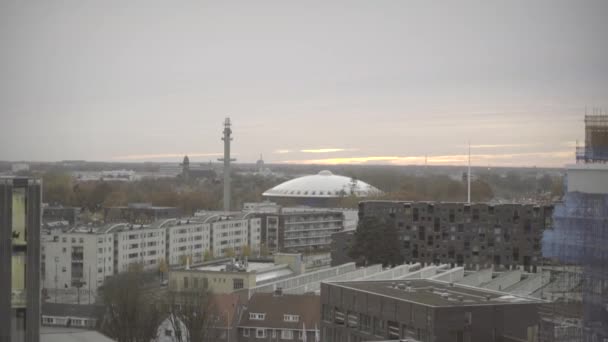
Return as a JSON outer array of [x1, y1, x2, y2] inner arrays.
[[241, 245, 251, 257], [203, 250, 213, 262], [166, 289, 219, 342], [99, 268, 163, 342], [224, 247, 235, 258], [349, 216, 403, 267]]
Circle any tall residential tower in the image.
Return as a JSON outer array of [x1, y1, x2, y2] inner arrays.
[[1, 177, 42, 342]]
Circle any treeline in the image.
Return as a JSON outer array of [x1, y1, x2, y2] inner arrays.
[[42, 171, 285, 215]]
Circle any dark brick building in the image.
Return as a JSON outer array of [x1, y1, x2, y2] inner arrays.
[[356, 201, 553, 271], [321, 279, 542, 342]]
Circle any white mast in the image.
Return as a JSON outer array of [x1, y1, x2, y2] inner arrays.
[[467, 141, 471, 204]]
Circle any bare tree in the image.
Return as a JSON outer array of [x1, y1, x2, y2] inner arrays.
[[98, 267, 164, 342], [166, 288, 220, 342]]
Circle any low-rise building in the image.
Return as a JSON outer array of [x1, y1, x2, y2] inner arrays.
[[321, 279, 543, 342], [41, 303, 103, 329], [236, 290, 321, 342], [168, 254, 302, 295]]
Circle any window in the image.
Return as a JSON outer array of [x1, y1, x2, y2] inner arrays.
[[242, 329, 249, 337], [281, 330, 294, 339], [165, 329, 172, 337], [284, 314, 299, 322], [360, 314, 371, 332], [249, 313, 265, 320], [184, 276, 189, 289], [256, 329, 266, 338], [233, 278, 244, 290]]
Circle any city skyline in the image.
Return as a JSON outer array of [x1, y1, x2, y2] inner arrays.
[[2, 1, 607, 167]]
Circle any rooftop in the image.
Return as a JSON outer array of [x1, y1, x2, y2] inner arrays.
[[327, 279, 543, 307], [263, 170, 381, 199], [238, 292, 320, 330]]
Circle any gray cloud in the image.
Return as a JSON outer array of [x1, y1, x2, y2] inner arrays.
[[1, 0, 607, 166]]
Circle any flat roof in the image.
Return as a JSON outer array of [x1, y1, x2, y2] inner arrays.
[[327, 279, 543, 307], [195, 261, 275, 272]]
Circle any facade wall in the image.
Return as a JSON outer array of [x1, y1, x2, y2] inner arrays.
[[114, 227, 165, 272], [41, 232, 113, 296], [330, 230, 355, 266], [359, 201, 553, 271], [0, 178, 41, 342], [169, 269, 257, 294], [166, 222, 211, 266], [212, 219, 251, 258], [320, 282, 540, 342]]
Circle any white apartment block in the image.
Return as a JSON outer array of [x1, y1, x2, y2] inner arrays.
[[41, 225, 116, 298], [114, 225, 165, 273], [161, 219, 211, 266], [42, 214, 263, 297], [209, 216, 261, 258]]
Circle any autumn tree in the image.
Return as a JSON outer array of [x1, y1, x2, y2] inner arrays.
[[350, 216, 403, 267], [98, 268, 163, 342], [166, 289, 219, 342]]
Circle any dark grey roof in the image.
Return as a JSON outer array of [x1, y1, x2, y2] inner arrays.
[[238, 293, 320, 329], [327, 279, 544, 307]]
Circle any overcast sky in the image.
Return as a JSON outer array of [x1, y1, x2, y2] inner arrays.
[[1, 0, 607, 167]]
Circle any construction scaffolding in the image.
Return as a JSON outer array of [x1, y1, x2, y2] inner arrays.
[[540, 114, 608, 342], [576, 114, 608, 163]]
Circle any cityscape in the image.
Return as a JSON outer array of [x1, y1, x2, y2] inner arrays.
[[1, 2, 607, 342]]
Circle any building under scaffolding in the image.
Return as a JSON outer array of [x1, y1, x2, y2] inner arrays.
[[541, 114, 608, 341]]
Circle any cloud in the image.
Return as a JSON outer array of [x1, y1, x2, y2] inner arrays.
[[300, 148, 358, 153], [273, 148, 358, 154], [279, 150, 573, 167], [456, 143, 539, 149], [113, 152, 224, 160]]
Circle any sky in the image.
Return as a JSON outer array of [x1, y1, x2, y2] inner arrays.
[[1, 0, 607, 167]]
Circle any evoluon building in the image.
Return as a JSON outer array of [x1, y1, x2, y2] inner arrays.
[[262, 170, 381, 207]]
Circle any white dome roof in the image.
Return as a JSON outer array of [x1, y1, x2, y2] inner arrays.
[[263, 170, 382, 198]]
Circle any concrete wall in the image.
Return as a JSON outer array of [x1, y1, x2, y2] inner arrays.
[[169, 269, 257, 294], [246, 263, 356, 298], [482, 270, 522, 291], [457, 268, 493, 287], [284, 264, 383, 294], [429, 267, 465, 282], [361, 263, 421, 281], [566, 164, 608, 194], [504, 271, 550, 297]]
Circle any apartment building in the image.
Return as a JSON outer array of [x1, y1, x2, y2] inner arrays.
[[41, 227, 115, 297], [244, 202, 344, 254], [42, 214, 263, 296], [0, 177, 42, 342], [113, 224, 166, 272], [42, 223, 165, 298], [355, 201, 554, 271], [321, 279, 542, 342], [194, 212, 262, 258], [161, 218, 212, 265]]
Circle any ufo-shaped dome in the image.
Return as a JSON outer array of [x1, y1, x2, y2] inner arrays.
[[263, 170, 382, 198]]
